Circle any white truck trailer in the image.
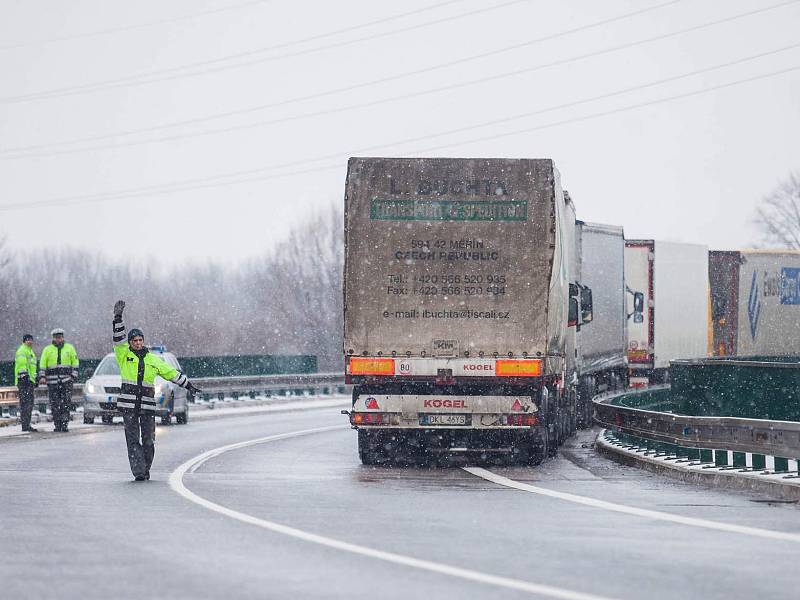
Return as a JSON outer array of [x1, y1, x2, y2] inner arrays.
[[342, 157, 601, 465], [709, 249, 800, 357], [624, 240, 709, 386], [575, 221, 627, 426]]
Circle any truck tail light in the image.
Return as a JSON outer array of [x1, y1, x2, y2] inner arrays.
[[348, 357, 395, 376], [495, 359, 543, 377], [351, 412, 398, 426], [506, 414, 538, 426]]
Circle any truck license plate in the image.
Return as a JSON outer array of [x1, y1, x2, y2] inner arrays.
[[421, 414, 469, 426]]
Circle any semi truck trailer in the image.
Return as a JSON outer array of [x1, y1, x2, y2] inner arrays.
[[709, 250, 800, 356], [624, 240, 709, 386], [342, 157, 602, 466], [575, 221, 627, 426]]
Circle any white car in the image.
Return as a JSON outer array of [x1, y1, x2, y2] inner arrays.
[[82, 347, 191, 425]]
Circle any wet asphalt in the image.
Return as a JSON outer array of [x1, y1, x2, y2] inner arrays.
[[1, 406, 798, 600]]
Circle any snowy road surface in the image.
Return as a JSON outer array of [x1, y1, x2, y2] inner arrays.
[[1, 406, 799, 599]]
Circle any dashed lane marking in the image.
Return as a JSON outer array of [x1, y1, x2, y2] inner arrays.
[[169, 427, 618, 600], [465, 467, 800, 544]]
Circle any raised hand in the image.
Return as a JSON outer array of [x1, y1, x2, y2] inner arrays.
[[113, 300, 126, 318]]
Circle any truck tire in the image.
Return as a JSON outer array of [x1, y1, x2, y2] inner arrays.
[[543, 387, 558, 457], [84, 415, 94, 425], [576, 377, 595, 430], [512, 428, 547, 466], [176, 407, 188, 424], [567, 389, 577, 437], [357, 430, 382, 465]]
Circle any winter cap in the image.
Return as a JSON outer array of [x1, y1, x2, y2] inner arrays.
[[128, 328, 145, 342], [22, 334, 33, 342], [51, 328, 65, 336]]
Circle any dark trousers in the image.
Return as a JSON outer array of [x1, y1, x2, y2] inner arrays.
[[48, 383, 72, 431], [122, 411, 156, 478], [17, 381, 34, 430]]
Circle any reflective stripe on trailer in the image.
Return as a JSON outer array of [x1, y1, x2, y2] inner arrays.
[[348, 357, 546, 377], [353, 394, 537, 414]]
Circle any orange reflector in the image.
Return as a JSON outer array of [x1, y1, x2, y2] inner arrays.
[[349, 357, 395, 376], [495, 359, 542, 377], [506, 414, 537, 426], [351, 412, 395, 426]]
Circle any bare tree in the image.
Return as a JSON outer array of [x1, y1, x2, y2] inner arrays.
[[0, 235, 10, 272], [754, 172, 800, 249], [1, 208, 345, 376]]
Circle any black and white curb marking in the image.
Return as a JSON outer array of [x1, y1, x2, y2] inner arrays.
[[597, 429, 800, 499]]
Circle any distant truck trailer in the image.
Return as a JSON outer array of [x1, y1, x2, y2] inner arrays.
[[624, 240, 709, 387], [709, 250, 800, 357], [575, 220, 627, 425]]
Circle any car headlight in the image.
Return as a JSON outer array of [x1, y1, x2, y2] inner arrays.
[[85, 382, 99, 394]]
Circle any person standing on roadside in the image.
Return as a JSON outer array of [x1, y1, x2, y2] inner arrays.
[[38, 328, 79, 432], [14, 334, 38, 432], [112, 300, 202, 481]]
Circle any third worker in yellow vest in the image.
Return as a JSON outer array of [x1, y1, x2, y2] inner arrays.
[[38, 329, 79, 433]]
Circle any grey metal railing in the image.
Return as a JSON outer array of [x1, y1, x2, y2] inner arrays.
[[0, 372, 348, 413], [593, 389, 800, 459]]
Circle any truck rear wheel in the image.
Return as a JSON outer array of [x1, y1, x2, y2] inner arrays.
[[358, 430, 385, 465], [511, 428, 548, 466]]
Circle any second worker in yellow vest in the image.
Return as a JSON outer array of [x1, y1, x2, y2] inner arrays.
[[14, 334, 38, 432]]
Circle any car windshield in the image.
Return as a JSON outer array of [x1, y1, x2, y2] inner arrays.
[[93, 356, 119, 376], [92, 352, 179, 376], [158, 353, 180, 369]]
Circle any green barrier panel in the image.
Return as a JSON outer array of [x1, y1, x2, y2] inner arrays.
[[670, 357, 800, 420], [609, 387, 673, 410], [0, 354, 317, 385], [176, 355, 317, 378], [0, 359, 101, 385]]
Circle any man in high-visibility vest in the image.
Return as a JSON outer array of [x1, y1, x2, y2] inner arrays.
[[14, 334, 38, 432], [112, 300, 202, 481], [38, 328, 79, 432]]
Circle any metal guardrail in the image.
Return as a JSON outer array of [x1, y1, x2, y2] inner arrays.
[[593, 387, 800, 460], [192, 373, 345, 396], [0, 386, 76, 406], [0, 373, 348, 410]]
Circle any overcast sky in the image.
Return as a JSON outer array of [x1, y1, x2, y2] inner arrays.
[[0, 0, 798, 264]]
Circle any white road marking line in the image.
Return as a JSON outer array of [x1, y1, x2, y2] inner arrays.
[[464, 467, 800, 544], [185, 425, 346, 473], [169, 427, 617, 600]]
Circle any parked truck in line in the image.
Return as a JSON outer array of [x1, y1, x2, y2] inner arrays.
[[624, 240, 709, 387], [575, 220, 627, 426], [709, 250, 800, 357], [342, 157, 625, 465]]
